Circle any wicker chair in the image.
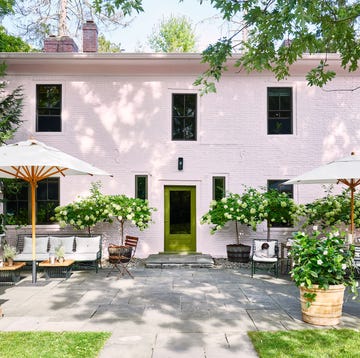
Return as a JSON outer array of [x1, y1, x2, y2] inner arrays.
[[251, 239, 279, 278], [107, 236, 139, 278]]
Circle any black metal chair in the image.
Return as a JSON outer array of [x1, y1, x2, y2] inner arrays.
[[251, 239, 279, 278], [107, 236, 139, 279]]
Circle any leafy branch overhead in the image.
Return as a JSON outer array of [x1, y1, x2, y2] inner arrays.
[[93, 0, 360, 92]]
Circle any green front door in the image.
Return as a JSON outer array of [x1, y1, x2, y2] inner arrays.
[[164, 186, 196, 253]]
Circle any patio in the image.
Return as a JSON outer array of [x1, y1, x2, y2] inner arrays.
[[0, 263, 359, 357]]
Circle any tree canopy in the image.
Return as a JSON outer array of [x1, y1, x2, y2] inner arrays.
[[148, 15, 197, 53], [93, 0, 360, 92]]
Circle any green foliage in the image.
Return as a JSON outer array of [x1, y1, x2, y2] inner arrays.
[[53, 182, 156, 243], [3, 243, 17, 259], [0, 0, 14, 17], [0, 65, 24, 145], [0, 331, 111, 358], [0, 26, 32, 52], [93, 0, 144, 16], [53, 182, 112, 234], [201, 187, 303, 243], [304, 187, 360, 229], [290, 230, 357, 294], [55, 245, 65, 259], [98, 34, 123, 53], [195, 0, 360, 92], [108, 194, 155, 244], [249, 329, 360, 358], [148, 15, 196, 53]]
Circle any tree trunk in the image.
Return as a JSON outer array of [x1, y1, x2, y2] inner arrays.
[[59, 0, 68, 36]]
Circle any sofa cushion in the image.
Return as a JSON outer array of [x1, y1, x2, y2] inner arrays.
[[23, 236, 48, 254], [75, 236, 101, 253], [49, 236, 74, 254]]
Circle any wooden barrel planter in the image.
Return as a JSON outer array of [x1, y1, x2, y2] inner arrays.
[[226, 244, 251, 263], [300, 284, 345, 326]]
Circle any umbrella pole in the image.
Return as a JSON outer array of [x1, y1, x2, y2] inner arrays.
[[31, 181, 37, 284], [350, 181, 355, 243]]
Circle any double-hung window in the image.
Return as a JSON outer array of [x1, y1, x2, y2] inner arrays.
[[172, 93, 197, 140], [267, 87, 292, 135], [3, 178, 60, 225], [135, 175, 148, 200], [36, 84, 62, 132]]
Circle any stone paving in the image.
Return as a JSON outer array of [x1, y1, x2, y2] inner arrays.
[[0, 263, 359, 357]]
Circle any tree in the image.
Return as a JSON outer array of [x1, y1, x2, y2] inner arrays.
[[6, 0, 141, 49], [148, 15, 196, 53], [93, 0, 360, 91], [98, 34, 123, 52], [0, 63, 24, 145]]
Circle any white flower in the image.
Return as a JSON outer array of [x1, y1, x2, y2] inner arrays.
[[317, 259, 323, 265], [342, 264, 347, 270], [323, 250, 328, 255]]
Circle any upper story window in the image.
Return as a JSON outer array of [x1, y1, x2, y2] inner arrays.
[[212, 176, 226, 201], [267, 87, 292, 135], [135, 175, 148, 200], [36, 84, 62, 132], [172, 93, 197, 140]]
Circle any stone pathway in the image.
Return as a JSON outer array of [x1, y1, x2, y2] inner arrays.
[[0, 263, 359, 357]]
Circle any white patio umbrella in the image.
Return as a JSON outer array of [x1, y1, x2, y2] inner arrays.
[[0, 139, 112, 283], [285, 152, 360, 242]]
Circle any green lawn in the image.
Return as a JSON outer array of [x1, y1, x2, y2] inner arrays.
[[0, 331, 111, 358], [248, 329, 360, 358]]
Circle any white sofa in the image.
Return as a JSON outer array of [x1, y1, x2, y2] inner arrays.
[[14, 235, 102, 272]]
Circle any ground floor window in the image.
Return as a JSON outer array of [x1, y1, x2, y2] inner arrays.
[[135, 175, 148, 200], [212, 176, 226, 201], [3, 178, 60, 225]]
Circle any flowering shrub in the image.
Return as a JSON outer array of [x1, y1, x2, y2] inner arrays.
[[201, 187, 303, 243], [108, 194, 156, 245], [304, 188, 360, 229], [290, 230, 357, 296], [53, 183, 156, 243], [53, 182, 111, 234]]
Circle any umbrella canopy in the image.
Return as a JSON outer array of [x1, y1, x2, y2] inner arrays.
[[0, 139, 111, 283], [285, 152, 360, 241]]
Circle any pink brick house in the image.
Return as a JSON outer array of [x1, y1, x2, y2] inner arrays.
[[1, 22, 360, 257]]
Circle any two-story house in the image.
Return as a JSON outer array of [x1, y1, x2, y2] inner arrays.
[[2, 21, 360, 257]]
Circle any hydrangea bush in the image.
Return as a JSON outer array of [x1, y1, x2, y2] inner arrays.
[[304, 188, 360, 230], [53, 182, 111, 234], [108, 194, 156, 245], [53, 182, 156, 242], [201, 187, 303, 243], [290, 230, 358, 303]]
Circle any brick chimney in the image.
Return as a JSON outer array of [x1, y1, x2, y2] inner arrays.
[[83, 20, 98, 52], [44, 35, 79, 53]]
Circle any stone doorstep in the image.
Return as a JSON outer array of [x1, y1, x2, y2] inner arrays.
[[144, 254, 214, 268]]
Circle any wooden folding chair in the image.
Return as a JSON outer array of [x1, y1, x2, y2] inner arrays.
[[107, 236, 139, 279]]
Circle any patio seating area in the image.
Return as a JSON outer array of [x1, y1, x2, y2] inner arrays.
[[0, 262, 359, 357]]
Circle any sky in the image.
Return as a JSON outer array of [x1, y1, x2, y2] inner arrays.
[[105, 0, 232, 52]]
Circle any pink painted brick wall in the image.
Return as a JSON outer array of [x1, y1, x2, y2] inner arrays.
[[3, 54, 360, 257]]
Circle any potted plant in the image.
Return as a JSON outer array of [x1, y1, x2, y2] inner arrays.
[[55, 245, 65, 263], [201, 188, 264, 262], [3, 244, 17, 266], [289, 230, 358, 326]]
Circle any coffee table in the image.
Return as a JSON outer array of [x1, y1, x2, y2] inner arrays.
[[39, 259, 75, 279], [0, 262, 26, 284]]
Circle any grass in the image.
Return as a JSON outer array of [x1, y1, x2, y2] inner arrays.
[[248, 328, 360, 358], [0, 331, 111, 358]]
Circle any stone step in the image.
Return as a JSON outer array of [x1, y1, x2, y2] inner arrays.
[[144, 254, 214, 268]]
